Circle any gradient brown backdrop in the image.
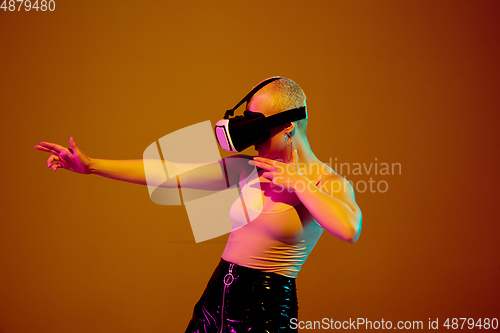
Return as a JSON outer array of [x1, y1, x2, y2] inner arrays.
[[1, 1, 499, 332]]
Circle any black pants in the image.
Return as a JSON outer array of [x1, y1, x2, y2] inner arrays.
[[185, 258, 299, 333]]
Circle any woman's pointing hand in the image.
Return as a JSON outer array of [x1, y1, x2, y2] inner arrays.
[[34, 137, 92, 174]]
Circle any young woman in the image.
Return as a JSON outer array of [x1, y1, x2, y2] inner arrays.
[[34, 77, 362, 333]]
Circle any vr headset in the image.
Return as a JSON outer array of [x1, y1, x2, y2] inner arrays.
[[215, 77, 307, 152]]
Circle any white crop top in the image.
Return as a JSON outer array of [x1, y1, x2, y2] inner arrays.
[[221, 167, 324, 278]]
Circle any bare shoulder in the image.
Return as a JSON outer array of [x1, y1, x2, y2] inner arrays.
[[319, 170, 354, 196], [226, 153, 254, 160], [309, 160, 338, 183], [223, 154, 254, 170], [222, 154, 256, 182]]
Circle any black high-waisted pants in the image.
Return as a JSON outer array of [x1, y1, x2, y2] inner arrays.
[[185, 258, 298, 333]]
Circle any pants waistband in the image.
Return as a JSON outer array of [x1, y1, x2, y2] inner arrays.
[[218, 257, 296, 283]]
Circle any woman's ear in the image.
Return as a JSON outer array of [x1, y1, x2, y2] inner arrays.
[[284, 122, 295, 135]]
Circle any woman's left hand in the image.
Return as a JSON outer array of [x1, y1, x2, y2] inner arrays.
[[248, 149, 305, 192]]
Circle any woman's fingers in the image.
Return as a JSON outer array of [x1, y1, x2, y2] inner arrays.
[[46, 156, 69, 174], [262, 172, 274, 180], [34, 145, 60, 155], [69, 137, 79, 153], [47, 155, 67, 167], [47, 155, 58, 167], [39, 141, 66, 152], [253, 156, 282, 167], [51, 158, 69, 171], [36, 142, 74, 158], [40, 141, 75, 156], [248, 160, 275, 171]]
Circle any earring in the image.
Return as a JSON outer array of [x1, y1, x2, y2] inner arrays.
[[285, 132, 293, 162], [285, 133, 292, 146]]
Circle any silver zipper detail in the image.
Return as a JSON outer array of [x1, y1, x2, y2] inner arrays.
[[219, 263, 234, 333]]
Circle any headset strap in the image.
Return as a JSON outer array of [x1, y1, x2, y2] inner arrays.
[[266, 106, 307, 128], [224, 77, 281, 119]]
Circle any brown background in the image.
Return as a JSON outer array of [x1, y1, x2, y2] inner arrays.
[[1, 1, 499, 332]]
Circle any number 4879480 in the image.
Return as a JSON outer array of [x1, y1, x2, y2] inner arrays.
[[1, 0, 56, 11]]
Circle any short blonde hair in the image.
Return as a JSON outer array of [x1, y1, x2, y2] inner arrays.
[[248, 76, 308, 134]]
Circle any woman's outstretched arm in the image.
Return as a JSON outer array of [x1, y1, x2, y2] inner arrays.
[[34, 137, 251, 191]]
